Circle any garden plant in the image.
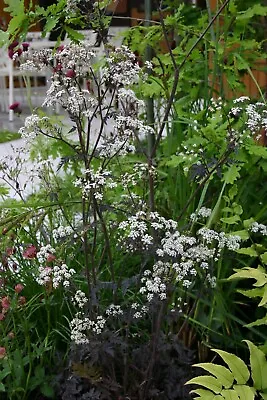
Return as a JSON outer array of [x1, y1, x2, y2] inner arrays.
[[1, 0, 267, 399]]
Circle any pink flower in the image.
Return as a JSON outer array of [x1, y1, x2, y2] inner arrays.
[[0, 347, 6, 359], [66, 69, 76, 78], [23, 245, 37, 259], [1, 296, 10, 310], [14, 284, 24, 294], [0, 313, 5, 321], [46, 253, 56, 262]]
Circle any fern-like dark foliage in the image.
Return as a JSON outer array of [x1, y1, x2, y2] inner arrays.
[[56, 331, 195, 400]]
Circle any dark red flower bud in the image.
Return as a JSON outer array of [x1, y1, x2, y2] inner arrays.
[[22, 42, 30, 51]]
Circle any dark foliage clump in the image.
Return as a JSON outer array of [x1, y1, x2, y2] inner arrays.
[[56, 331, 195, 400]]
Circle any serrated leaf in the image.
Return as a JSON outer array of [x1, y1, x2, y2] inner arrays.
[[221, 389, 239, 400], [222, 165, 241, 184], [246, 315, 267, 328], [235, 247, 258, 257], [4, 0, 24, 15], [259, 286, 267, 307], [7, 14, 27, 37], [245, 340, 267, 391], [261, 253, 267, 265], [190, 388, 221, 399], [237, 4, 267, 20], [43, 16, 59, 35], [212, 349, 250, 385], [238, 287, 264, 300], [228, 267, 267, 288], [233, 384, 255, 400], [64, 26, 85, 41], [195, 363, 234, 389], [186, 376, 222, 394], [221, 215, 240, 225]]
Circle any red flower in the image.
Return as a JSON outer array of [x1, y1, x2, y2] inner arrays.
[[8, 40, 19, 50], [66, 69, 76, 78], [23, 245, 37, 259], [9, 102, 20, 111], [8, 49, 14, 59], [0, 347, 6, 359], [14, 284, 24, 294]]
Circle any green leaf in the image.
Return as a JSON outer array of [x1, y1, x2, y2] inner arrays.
[[235, 247, 258, 257], [233, 385, 255, 400], [221, 389, 239, 400], [259, 286, 267, 307], [244, 340, 267, 391], [195, 363, 234, 389], [4, 0, 24, 15], [0, 383, 5, 392], [228, 267, 267, 287], [43, 16, 59, 35], [260, 393, 267, 400], [246, 315, 267, 328], [0, 30, 9, 47], [238, 287, 264, 300], [40, 383, 55, 398], [244, 218, 255, 229], [186, 376, 222, 394], [222, 165, 241, 184], [7, 14, 27, 37], [64, 26, 86, 41], [260, 253, 267, 265], [247, 145, 267, 159], [190, 388, 221, 399], [237, 4, 267, 20], [228, 230, 249, 240], [220, 215, 240, 225], [212, 349, 250, 385]]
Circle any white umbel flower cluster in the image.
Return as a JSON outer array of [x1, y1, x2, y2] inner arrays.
[[74, 167, 117, 200], [70, 313, 106, 344], [72, 290, 88, 308], [249, 221, 267, 236], [36, 263, 75, 288], [119, 211, 241, 291], [102, 45, 142, 86], [37, 244, 56, 263], [53, 225, 73, 240]]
